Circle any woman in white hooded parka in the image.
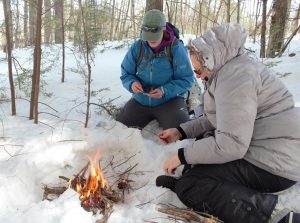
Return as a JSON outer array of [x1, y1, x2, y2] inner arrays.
[[157, 23, 300, 223]]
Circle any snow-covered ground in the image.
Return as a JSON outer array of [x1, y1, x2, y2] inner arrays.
[[0, 36, 300, 223]]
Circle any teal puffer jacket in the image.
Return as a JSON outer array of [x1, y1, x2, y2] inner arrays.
[[120, 39, 194, 107]]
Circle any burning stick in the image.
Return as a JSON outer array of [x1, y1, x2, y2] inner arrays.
[[43, 152, 143, 223], [43, 157, 123, 222], [69, 158, 122, 213]]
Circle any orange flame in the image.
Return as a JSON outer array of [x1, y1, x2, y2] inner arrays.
[[72, 151, 108, 206]]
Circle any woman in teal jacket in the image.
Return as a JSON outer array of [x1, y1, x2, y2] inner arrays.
[[116, 9, 194, 129]]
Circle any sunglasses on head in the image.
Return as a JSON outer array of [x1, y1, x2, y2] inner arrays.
[[141, 25, 164, 33]]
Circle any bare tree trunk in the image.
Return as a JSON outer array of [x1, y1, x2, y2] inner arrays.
[[292, 4, 300, 31], [44, 0, 52, 43], [3, 0, 16, 115], [214, 0, 223, 24], [180, 0, 184, 36], [237, 0, 241, 23], [131, 0, 136, 40], [119, 0, 130, 40], [198, 0, 203, 35], [78, 0, 92, 128], [145, 0, 163, 12], [250, 5, 272, 37], [285, 0, 292, 35], [54, 0, 63, 43], [61, 1, 65, 82], [195, 1, 200, 37], [260, 0, 267, 58], [204, 0, 212, 31], [253, 0, 261, 43], [174, 2, 178, 25], [227, 0, 231, 23], [24, 0, 28, 46], [33, 0, 43, 124], [115, 0, 122, 40], [241, 0, 246, 24], [166, 1, 173, 23], [68, 0, 74, 40], [212, 0, 218, 21], [277, 24, 300, 57], [267, 0, 289, 57], [191, 1, 196, 32], [73, 15, 81, 45], [15, 0, 20, 48], [184, 0, 190, 33], [29, 0, 36, 46], [109, 0, 115, 40], [7, 0, 13, 49], [29, 55, 37, 119]]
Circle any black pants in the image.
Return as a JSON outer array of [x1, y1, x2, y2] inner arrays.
[[116, 97, 189, 129], [175, 160, 296, 223]]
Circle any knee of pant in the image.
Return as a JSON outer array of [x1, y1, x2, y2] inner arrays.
[[175, 177, 192, 198], [175, 177, 204, 208]]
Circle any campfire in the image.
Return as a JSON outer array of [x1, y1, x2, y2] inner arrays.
[[43, 152, 128, 222], [67, 155, 122, 213], [43, 151, 221, 223]]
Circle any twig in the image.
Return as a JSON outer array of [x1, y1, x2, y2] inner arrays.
[[59, 176, 70, 182], [90, 102, 113, 116], [119, 163, 138, 177], [43, 185, 67, 201], [17, 97, 59, 113], [0, 118, 4, 137], [57, 139, 84, 143], [136, 190, 170, 208], [157, 207, 223, 223], [0, 144, 23, 147], [38, 111, 60, 118], [2, 146, 29, 160], [75, 162, 89, 178], [60, 101, 86, 133], [113, 153, 137, 169], [38, 120, 55, 129], [103, 155, 114, 171]]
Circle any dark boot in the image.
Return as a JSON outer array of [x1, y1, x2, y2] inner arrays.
[[156, 175, 178, 192]]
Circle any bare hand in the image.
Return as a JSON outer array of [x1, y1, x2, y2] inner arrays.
[[164, 154, 181, 174], [131, 82, 143, 94], [159, 128, 182, 144], [148, 88, 163, 98]]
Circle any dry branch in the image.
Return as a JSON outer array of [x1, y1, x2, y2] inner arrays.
[[43, 185, 67, 201], [157, 207, 223, 223], [42, 156, 141, 223]]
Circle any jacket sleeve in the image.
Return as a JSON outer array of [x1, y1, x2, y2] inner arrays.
[[161, 42, 194, 98], [120, 42, 140, 93], [182, 72, 258, 164], [179, 114, 215, 139]]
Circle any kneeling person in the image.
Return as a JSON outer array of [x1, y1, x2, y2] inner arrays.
[[116, 9, 194, 129]]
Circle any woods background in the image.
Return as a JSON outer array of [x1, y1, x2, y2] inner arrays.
[[0, 0, 300, 125], [1, 0, 300, 56]]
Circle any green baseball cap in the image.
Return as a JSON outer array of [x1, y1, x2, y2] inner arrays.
[[142, 9, 166, 42]]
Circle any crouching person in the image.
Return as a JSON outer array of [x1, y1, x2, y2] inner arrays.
[[156, 23, 300, 223], [116, 9, 194, 130]]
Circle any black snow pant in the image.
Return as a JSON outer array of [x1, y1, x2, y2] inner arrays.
[[175, 159, 296, 223], [116, 97, 189, 129]]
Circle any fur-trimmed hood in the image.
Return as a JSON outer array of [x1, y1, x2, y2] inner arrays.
[[190, 23, 247, 72]]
